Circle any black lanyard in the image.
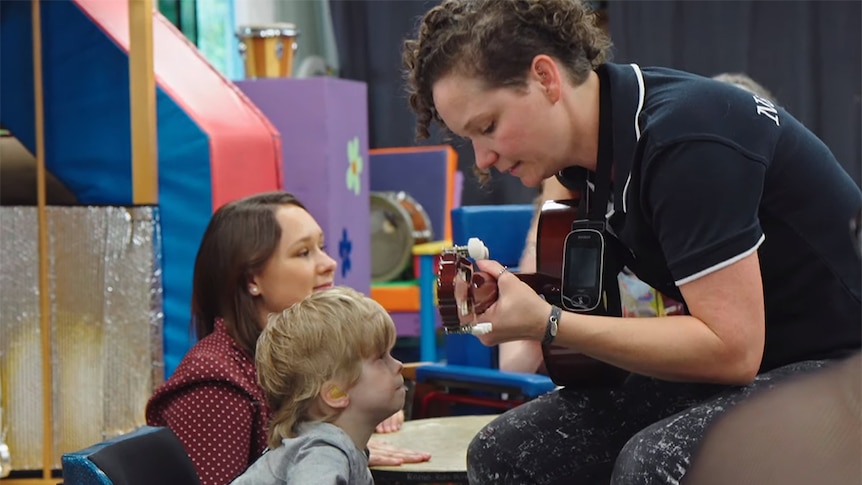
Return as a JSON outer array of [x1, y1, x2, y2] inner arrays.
[[559, 65, 624, 317], [558, 65, 614, 223]]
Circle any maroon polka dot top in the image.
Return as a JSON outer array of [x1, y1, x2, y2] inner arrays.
[[146, 319, 270, 485]]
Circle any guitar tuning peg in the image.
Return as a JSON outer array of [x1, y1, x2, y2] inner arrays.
[[467, 238, 489, 260], [442, 237, 490, 260]]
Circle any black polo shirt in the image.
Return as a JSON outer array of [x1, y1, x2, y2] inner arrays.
[[563, 63, 861, 372]]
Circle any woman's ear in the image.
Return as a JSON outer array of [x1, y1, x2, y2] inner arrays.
[[531, 54, 562, 103], [247, 274, 262, 296], [321, 381, 350, 409]]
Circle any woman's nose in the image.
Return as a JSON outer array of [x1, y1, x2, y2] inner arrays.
[[319, 252, 337, 272], [473, 142, 498, 170]]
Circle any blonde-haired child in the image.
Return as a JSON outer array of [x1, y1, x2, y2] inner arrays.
[[230, 286, 405, 485]]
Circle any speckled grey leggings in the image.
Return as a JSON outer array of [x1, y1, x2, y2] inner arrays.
[[466, 360, 829, 485]]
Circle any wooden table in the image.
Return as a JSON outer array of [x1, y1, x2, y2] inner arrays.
[[370, 414, 496, 484]]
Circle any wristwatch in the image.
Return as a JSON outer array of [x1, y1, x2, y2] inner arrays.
[[543, 305, 561, 345]]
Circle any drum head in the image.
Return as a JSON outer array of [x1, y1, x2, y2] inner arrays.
[[370, 193, 415, 283], [370, 415, 495, 483], [236, 23, 298, 38]]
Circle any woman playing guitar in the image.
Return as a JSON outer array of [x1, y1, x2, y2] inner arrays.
[[403, 1, 862, 483]]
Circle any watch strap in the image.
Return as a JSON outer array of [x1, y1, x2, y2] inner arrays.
[[543, 305, 561, 346]]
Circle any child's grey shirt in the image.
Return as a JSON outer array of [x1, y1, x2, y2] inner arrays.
[[230, 422, 373, 485]]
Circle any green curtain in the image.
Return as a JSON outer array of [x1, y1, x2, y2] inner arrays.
[[274, 0, 339, 76], [158, 0, 198, 45]]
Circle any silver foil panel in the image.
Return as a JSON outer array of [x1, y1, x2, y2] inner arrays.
[[0, 206, 164, 471]]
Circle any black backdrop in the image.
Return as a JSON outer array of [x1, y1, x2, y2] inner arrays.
[[607, 1, 861, 187], [331, 0, 861, 206]]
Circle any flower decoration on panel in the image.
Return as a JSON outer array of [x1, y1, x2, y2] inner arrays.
[[338, 227, 352, 278], [346, 136, 363, 196]]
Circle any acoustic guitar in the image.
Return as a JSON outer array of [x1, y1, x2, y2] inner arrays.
[[436, 199, 629, 388]]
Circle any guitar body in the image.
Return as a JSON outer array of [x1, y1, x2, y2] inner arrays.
[[437, 199, 629, 388], [536, 201, 629, 388]]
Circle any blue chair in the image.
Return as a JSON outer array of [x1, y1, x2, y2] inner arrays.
[[61, 426, 200, 485], [414, 205, 556, 417]]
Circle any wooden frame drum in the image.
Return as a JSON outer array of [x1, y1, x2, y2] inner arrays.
[[370, 415, 494, 484], [370, 191, 433, 283]]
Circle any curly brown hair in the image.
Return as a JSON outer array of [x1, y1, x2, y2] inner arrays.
[[403, 0, 612, 141]]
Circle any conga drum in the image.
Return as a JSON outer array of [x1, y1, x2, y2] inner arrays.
[[236, 23, 299, 79], [370, 414, 496, 484], [370, 191, 433, 282]]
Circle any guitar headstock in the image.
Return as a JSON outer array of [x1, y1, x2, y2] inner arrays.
[[436, 238, 497, 334]]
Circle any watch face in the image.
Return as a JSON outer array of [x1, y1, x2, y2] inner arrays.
[[544, 306, 562, 345], [549, 308, 560, 337]]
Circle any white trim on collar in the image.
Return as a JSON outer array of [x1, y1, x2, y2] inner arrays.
[[622, 63, 645, 214]]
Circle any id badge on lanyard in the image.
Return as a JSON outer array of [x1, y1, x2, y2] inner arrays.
[[561, 64, 615, 313]]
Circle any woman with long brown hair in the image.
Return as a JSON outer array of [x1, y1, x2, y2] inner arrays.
[[146, 191, 429, 485]]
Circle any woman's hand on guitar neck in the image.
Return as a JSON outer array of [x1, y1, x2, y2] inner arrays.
[[472, 259, 552, 346]]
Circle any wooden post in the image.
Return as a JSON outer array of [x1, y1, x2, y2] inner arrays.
[[129, 0, 158, 204], [30, 0, 54, 480]]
